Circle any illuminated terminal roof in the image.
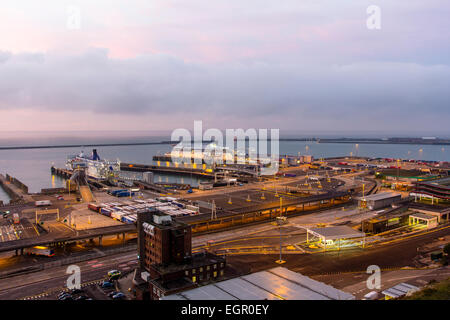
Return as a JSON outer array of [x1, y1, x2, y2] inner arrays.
[[160, 267, 355, 300], [307, 226, 365, 240], [356, 192, 401, 202]]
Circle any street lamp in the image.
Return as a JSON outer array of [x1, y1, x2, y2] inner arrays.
[[275, 215, 286, 265]]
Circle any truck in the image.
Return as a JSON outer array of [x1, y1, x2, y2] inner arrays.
[[35, 200, 52, 207], [88, 203, 101, 212], [108, 189, 128, 196], [24, 246, 55, 257], [115, 191, 135, 198]]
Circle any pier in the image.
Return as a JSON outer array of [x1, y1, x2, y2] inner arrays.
[[0, 174, 33, 204]]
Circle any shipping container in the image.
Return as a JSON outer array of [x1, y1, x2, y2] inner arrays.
[[88, 203, 101, 212], [100, 208, 112, 217], [35, 200, 52, 207]]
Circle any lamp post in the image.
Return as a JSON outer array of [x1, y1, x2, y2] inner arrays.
[[275, 216, 286, 264]]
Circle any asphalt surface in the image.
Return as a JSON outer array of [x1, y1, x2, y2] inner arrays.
[[226, 226, 450, 276], [0, 251, 137, 300]]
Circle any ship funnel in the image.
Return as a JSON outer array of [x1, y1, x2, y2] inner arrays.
[[92, 149, 101, 161]]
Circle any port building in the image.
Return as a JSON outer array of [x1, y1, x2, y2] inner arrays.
[[134, 209, 225, 300], [356, 192, 402, 210], [161, 267, 355, 300], [412, 177, 450, 201], [306, 226, 366, 250]]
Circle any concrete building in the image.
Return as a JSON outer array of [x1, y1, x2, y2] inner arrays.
[[138, 211, 192, 267], [413, 177, 450, 201], [362, 210, 410, 234], [134, 209, 226, 300], [357, 192, 402, 210], [409, 203, 450, 223], [408, 212, 438, 229], [161, 267, 355, 300]]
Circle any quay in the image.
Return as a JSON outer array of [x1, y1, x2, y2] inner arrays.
[[120, 162, 215, 178], [0, 174, 33, 203]]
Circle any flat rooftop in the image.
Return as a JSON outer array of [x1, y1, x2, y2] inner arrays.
[[419, 177, 450, 188], [150, 252, 225, 276], [307, 226, 365, 240], [161, 267, 355, 300], [357, 192, 401, 201], [409, 212, 438, 221]]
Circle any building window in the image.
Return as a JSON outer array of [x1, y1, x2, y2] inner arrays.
[[206, 266, 210, 271], [206, 273, 210, 280], [199, 267, 203, 272], [213, 264, 217, 270], [199, 275, 203, 281], [220, 270, 224, 276], [192, 268, 196, 274], [185, 270, 189, 276], [213, 271, 217, 278], [220, 263, 224, 268], [192, 276, 196, 283]]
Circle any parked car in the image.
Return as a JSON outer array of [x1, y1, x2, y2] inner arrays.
[[100, 281, 114, 288], [58, 294, 73, 301], [70, 288, 84, 295], [74, 295, 89, 301], [108, 291, 119, 298], [112, 292, 125, 300], [107, 270, 121, 280], [57, 292, 70, 299]]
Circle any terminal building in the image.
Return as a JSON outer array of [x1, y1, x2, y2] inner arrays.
[[362, 210, 410, 234], [306, 226, 366, 251], [412, 177, 450, 201], [134, 209, 226, 300], [161, 267, 355, 300], [357, 192, 402, 210], [408, 202, 450, 223]]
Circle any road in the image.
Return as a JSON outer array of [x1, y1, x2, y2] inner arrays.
[[313, 266, 450, 299], [0, 251, 137, 300]]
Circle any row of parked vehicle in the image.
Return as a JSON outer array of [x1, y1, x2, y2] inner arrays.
[[87, 197, 200, 224], [57, 288, 91, 301], [100, 270, 126, 300]]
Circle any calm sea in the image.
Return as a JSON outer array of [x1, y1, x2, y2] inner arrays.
[[0, 134, 448, 204]]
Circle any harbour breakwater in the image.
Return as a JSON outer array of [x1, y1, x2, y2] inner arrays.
[[0, 174, 31, 204]]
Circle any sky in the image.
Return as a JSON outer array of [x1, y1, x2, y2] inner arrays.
[[0, 0, 449, 136]]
